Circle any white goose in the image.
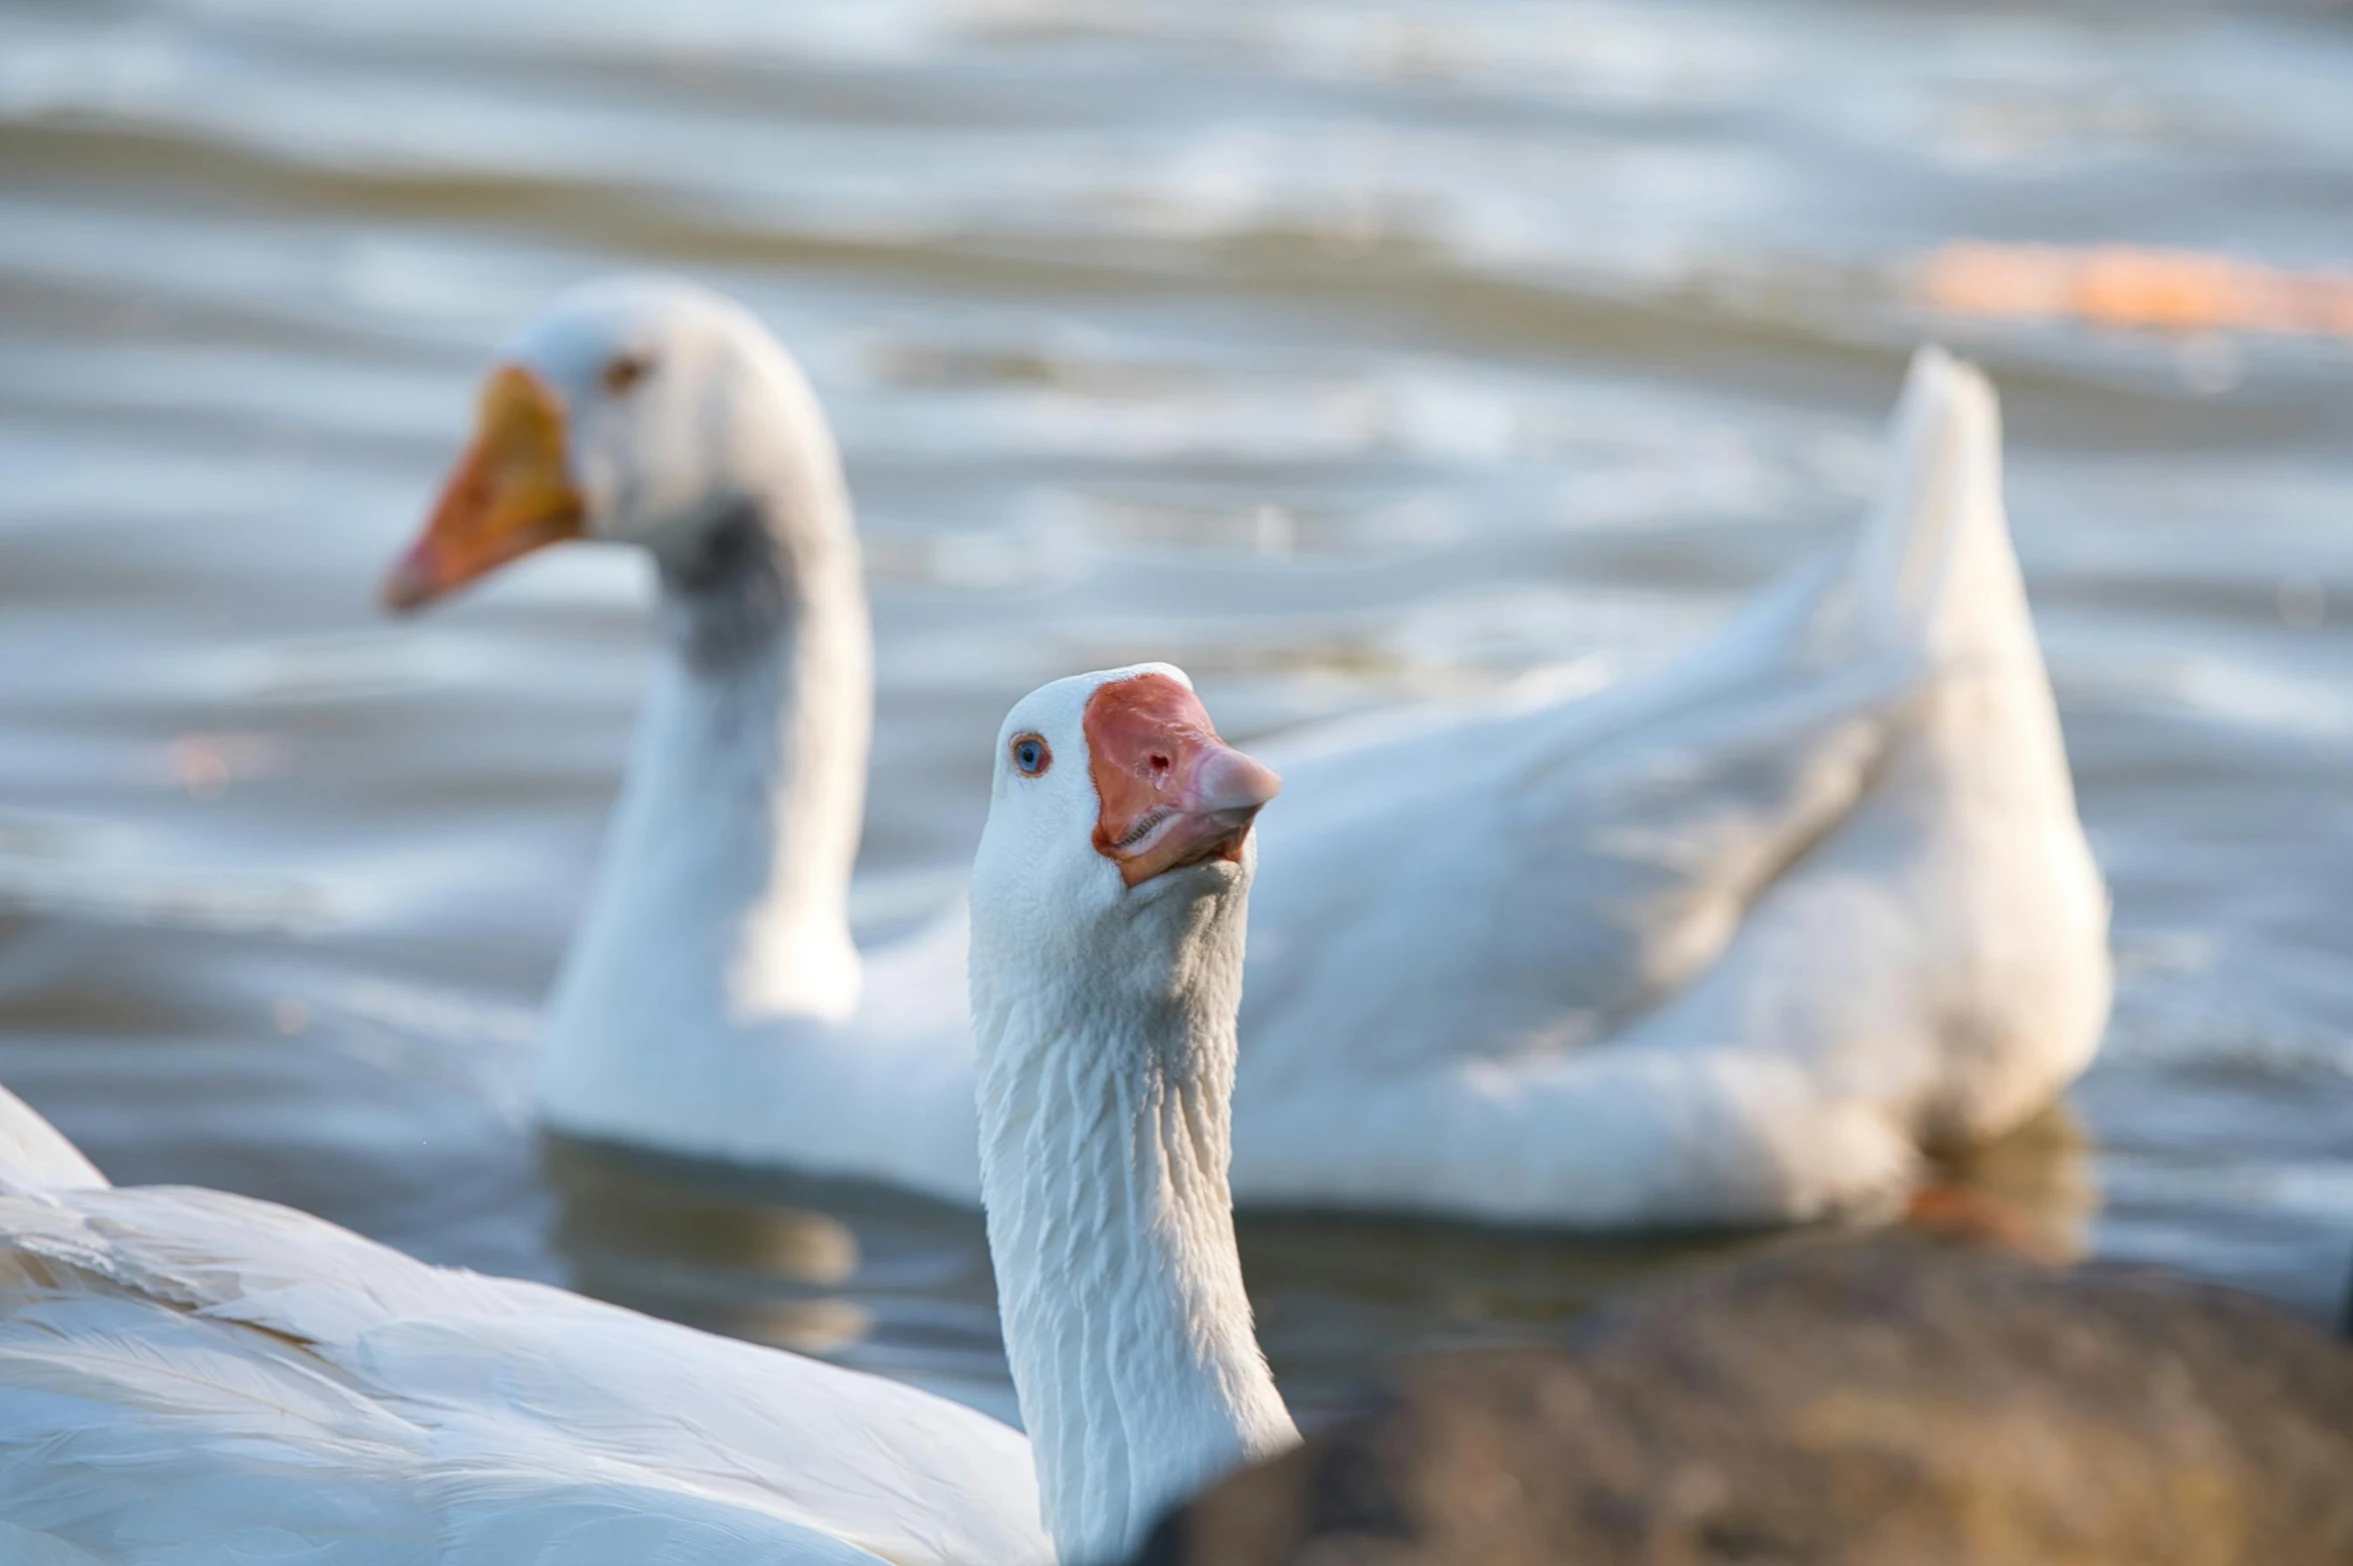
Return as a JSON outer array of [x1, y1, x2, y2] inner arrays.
[[387, 278, 2109, 1228], [0, 668, 1294, 1564]]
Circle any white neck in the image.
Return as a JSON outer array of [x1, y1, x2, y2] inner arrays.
[[545, 432, 872, 1083], [971, 875, 1297, 1564]]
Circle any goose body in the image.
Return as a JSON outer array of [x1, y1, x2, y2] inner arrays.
[[0, 668, 1297, 1564], [0, 1097, 1048, 1564], [390, 279, 2108, 1226], [1226, 346, 2110, 1224]]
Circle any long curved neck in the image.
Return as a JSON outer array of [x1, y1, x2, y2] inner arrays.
[[546, 442, 872, 1078], [972, 892, 1296, 1564]]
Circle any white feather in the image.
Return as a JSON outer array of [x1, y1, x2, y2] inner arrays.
[[0, 658, 1312, 1566], [0, 1178, 1047, 1565], [1228, 348, 2109, 1223], [968, 669, 1297, 1563], [467, 288, 2104, 1230], [0, 1085, 107, 1195]]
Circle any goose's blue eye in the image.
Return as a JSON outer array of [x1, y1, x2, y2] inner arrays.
[[1011, 735, 1051, 777]]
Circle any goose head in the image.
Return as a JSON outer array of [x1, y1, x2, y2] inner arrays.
[[971, 662, 1283, 980], [382, 276, 848, 625]]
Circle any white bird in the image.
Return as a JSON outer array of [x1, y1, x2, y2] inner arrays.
[[0, 1078, 1049, 1562], [0, 668, 1297, 1563], [968, 665, 1299, 1562], [385, 278, 2109, 1228]]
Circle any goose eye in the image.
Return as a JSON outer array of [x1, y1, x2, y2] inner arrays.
[[602, 354, 653, 396], [1011, 735, 1051, 777]]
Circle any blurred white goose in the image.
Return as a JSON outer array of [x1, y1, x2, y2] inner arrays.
[[387, 278, 2108, 1227], [0, 671, 1295, 1563]]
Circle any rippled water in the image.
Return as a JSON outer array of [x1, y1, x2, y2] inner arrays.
[[3, 0, 2351, 1426]]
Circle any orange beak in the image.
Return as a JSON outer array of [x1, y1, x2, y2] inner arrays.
[[382, 363, 586, 612], [1085, 674, 1282, 887]]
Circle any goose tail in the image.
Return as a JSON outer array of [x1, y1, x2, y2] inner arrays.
[[1823, 345, 2034, 674], [0, 1084, 107, 1194]]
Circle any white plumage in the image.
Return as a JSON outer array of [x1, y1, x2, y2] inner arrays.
[[1227, 345, 2111, 1224], [389, 278, 2108, 1228], [0, 1084, 1049, 1565], [0, 663, 1303, 1565]]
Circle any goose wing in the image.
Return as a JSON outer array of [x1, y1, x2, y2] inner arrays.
[[1241, 349, 2003, 1084], [0, 1181, 1048, 1565], [1244, 554, 1924, 1082]]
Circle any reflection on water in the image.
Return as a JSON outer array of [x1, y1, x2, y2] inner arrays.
[[1, 0, 2350, 1427], [540, 1108, 2098, 1426], [1236, 1107, 2101, 1419]]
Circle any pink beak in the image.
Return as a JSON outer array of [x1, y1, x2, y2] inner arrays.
[[1085, 674, 1281, 886]]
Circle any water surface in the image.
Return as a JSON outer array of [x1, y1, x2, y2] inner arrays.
[[4, 0, 2351, 1424]]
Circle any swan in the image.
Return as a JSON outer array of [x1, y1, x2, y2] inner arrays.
[[0, 667, 1296, 1563], [385, 277, 2109, 1227]]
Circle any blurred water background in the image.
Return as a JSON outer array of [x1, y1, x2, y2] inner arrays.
[[2, 0, 2351, 1425]]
